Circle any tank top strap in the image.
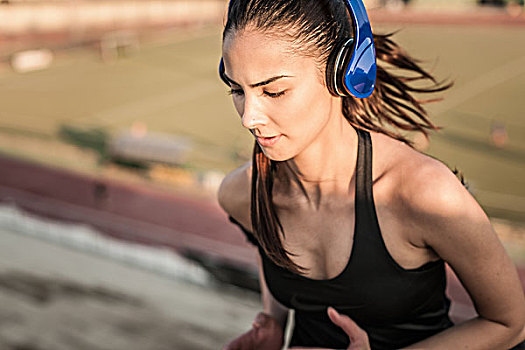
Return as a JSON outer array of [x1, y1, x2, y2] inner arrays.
[[354, 127, 367, 210], [353, 127, 382, 245]]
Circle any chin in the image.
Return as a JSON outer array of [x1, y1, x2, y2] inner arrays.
[[261, 149, 292, 162], [269, 156, 291, 162]]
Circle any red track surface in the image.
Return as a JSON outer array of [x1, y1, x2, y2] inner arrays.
[[1, 154, 524, 324], [0, 155, 257, 267]]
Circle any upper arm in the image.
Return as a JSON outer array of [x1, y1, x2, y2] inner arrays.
[[401, 160, 525, 331], [218, 163, 290, 327], [218, 161, 251, 222], [257, 252, 290, 330]]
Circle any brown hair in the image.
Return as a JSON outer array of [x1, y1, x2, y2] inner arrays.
[[223, 0, 453, 274]]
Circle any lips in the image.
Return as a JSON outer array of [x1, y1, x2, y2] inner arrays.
[[256, 134, 282, 147]]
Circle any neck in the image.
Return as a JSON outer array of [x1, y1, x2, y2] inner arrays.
[[286, 109, 359, 202]]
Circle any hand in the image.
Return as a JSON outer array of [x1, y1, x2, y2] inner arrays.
[[222, 312, 284, 350], [290, 307, 370, 350], [327, 307, 370, 350]]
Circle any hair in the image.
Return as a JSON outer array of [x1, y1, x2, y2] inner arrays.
[[223, 0, 454, 274]]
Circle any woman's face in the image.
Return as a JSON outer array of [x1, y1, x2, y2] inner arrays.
[[222, 27, 338, 161]]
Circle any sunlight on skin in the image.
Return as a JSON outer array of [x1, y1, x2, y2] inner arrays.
[[222, 27, 360, 197]]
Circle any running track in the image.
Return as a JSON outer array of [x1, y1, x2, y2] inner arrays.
[[1, 154, 524, 324]]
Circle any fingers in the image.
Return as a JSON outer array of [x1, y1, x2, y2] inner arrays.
[[223, 334, 250, 350], [222, 339, 237, 350], [327, 307, 369, 349], [224, 312, 283, 350], [327, 307, 360, 337], [252, 312, 267, 329], [223, 324, 258, 350]]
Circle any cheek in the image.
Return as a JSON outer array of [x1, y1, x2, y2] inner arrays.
[[283, 86, 330, 136]]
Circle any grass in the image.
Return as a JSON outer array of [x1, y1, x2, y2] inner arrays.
[[0, 22, 524, 222]]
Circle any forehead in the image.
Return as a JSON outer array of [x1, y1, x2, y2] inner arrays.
[[222, 28, 315, 83]]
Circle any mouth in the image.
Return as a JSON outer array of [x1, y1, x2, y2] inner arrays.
[[256, 134, 282, 147]]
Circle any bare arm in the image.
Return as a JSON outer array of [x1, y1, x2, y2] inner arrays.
[[218, 165, 290, 349], [289, 159, 524, 350], [217, 162, 289, 328], [258, 251, 290, 331], [399, 162, 525, 349]]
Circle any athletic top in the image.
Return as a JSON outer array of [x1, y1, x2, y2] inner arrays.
[[228, 127, 453, 350]]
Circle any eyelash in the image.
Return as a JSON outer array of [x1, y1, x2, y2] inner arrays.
[[228, 89, 286, 99], [227, 89, 243, 96], [265, 91, 286, 98]]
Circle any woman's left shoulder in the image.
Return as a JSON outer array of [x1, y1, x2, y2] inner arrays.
[[373, 132, 478, 222], [374, 137, 525, 340]]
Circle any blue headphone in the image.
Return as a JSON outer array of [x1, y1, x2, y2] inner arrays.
[[219, 0, 376, 99]]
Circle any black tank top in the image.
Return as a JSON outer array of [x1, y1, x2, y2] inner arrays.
[[228, 127, 453, 350]]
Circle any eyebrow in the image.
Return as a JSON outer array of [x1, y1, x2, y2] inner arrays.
[[223, 73, 292, 88]]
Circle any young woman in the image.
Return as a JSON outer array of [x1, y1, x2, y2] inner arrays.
[[216, 0, 525, 349]]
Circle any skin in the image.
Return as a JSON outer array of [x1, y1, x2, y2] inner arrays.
[[219, 27, 525, 349]]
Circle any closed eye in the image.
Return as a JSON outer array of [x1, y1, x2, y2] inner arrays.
[[228, 89, 286, 98], [264, 90, 286, 98]]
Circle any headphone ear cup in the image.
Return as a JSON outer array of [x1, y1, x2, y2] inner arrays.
[[348, 41, 376, 95], [326, 38, 354, 97], [219, 58, 231, 86], [336, 40, 354, 96], [326, 40, 346, 97]]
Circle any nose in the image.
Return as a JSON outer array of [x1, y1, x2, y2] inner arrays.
[[241, 94, 267, 130]]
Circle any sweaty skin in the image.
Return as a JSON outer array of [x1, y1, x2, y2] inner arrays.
[[219, 27, 525, 349]]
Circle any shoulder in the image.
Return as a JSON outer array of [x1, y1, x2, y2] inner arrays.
[[371, 132, 469, 217], [217, 160, 252, 227], [372, 132, 482, 240], [377, 139, 525, 332], [396, 151, 476, 225], [378, 135, 487, 248]]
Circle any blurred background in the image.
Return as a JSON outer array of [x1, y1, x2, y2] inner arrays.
[[0, 0, 524, 349]]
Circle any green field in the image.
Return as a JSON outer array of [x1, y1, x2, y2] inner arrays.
[[0, 23, 524, 221]]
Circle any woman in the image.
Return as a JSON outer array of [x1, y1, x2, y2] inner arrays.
[[216, 0, 525, 349]]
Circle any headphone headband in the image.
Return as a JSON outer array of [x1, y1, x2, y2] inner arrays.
[[339, 0, 376, 98]]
